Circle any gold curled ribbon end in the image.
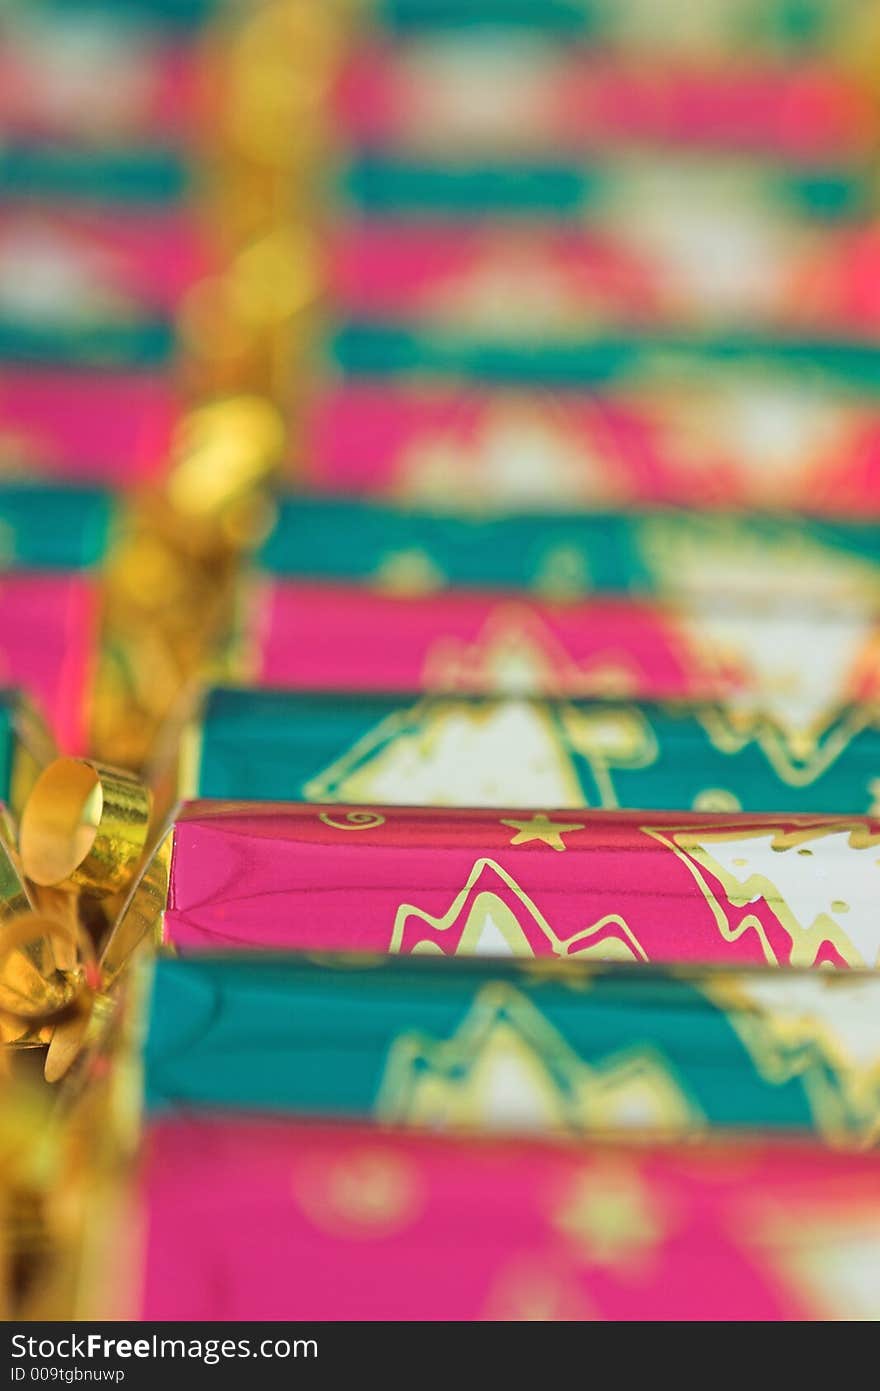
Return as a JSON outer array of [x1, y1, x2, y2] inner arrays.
[[19, 759, 151, 898], [0, 913, 86, 1024], [1, 759, 152, 1078]]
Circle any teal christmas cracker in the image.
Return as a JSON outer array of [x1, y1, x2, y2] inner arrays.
[[0, 485, 112, 571], [0, 313, 176, 372], [0, 0, 207, 204], [143, 953, 880, 1149], [10, 0, 218, 30], [0, 696, 22, 805], [259, 497, 880, 599], [0, 147, 188, 206], [189, 688, 880, 816], [341, 157, 872, 222], [331, 327, 880, 389], [0, 691, 51, 808], [0, 201, 198, 368], [372, 0, 868, 50]]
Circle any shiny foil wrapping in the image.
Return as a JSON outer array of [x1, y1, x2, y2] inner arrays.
[[250, 579, 880, 725], [0, 575, 98, 753], [8, 0, 880, 1329], [144, 953, 880, 1148], [0, 204, 212, 369], [334, 39, 877, 161], [251, 580, 740, 700], [367, 0, 877, 59], [297, 375, 880, 517], [187, 687, 880, 816], [249, 500, 880, 763], [0, 1, 203, 155], [259, 497, 880, 600], [141, 1118, 880, 1320], [331, 324, 880, 388], [0, 370, 178, 487], [0, 485, 111, 748], [326, 198, 880, 338], [0, 690, 55, 817], [163, 802, 880, 968], [0, 0, 211, 222]]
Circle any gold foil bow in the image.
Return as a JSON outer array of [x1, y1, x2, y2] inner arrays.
[[0, 757, 161, 1082]]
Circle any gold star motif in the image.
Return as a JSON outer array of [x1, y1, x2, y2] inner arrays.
[[553, 1162, 665, 1271], [500, 813, 585, 851]]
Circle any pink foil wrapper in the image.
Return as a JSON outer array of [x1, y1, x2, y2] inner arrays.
[[141, 1117, 880, 1320], [0, 572, 99, 751], [253, 582, 723, 701], [299, 379, 880, 516], [0, 369, 176, 485], [327, 219, 880, 338], [334, 43, 875, 162], [251, 580, 880, 749], [0, 204, 210, 322], [0, 34, 198, 147], [164, 803, 880, 968]]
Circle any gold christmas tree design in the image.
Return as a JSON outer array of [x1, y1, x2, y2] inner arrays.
[[392, 854, 645, 962], [743, 1207, 880, 1320], [423, 603, 646, 697], [636, 514, 880, 775], [377, 981, 702, 1138], [304, 696, 658, 809], [399, 401, 622, 511], [704, 972, 880, 1147], [651, 820, 880, 967]]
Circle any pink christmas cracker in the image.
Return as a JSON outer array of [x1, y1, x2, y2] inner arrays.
[[0, 205, 212, 321], [0, 369, 176, 486], [141, 1116, 880, 1320], [299, 380, 880, 516], [334, 43, 874, 162], [254, 582, 720, 700], [0, 30, 198, 145], [164, 803, 879, 968], [327, 220, 880, 336], [0, 572, 99, 751]]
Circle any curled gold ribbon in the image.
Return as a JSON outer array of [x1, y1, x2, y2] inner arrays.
[[0, 914, 85, 1022], [41, 833, 172, 1085], [19, 758, 151, 897], [0, 758, 155, 1078]]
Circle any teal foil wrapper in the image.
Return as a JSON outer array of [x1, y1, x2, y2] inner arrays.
[[0, 690, 52, 807], [6, 0, 219, 32], [190, 687, 880, 816], [341, 157, 872, 222], [259, 498, 880, 599], [0, 147, 188, 206], [373, 0, 872, 54], [331, 327, 880, 389], [0, 485, 112, 570], [143, 953, 880, 1149]]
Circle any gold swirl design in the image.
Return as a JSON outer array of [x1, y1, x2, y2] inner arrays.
[[318, 811, 386, 832]]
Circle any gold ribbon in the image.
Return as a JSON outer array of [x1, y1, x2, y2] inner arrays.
[[0, 758, 158, 1081], [19, 758, 150, 897]]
